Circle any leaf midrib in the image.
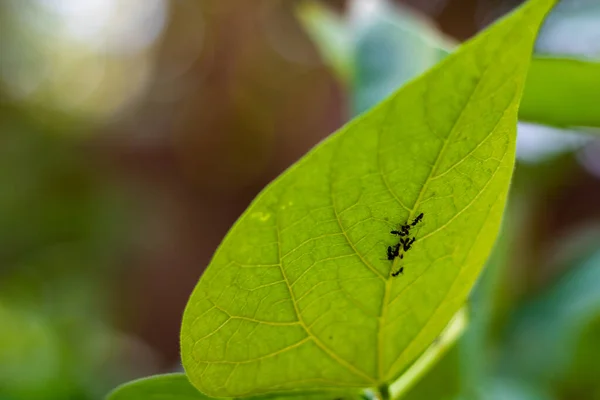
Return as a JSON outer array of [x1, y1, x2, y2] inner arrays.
[[375, 12, 522, 379]]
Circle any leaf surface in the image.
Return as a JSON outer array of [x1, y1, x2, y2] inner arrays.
[[181, 0, 556, 397], [106, 374, 362, 400], [106, 374, 210, 400]]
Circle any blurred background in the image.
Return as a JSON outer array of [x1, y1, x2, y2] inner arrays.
[[0, 0, 599, 399]]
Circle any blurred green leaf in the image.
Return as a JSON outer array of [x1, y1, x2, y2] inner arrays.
[[0, 303, 62, 400], [499, 249, 600, 390], [298, 0, 600, 128], [561, 316, 600, 399], [520, 57, 600, 127], [397, 344, 461, 400], [106, 374, 211, 400], [180, 0, 555, 397], [481, 379, 554, 400], [0, 115, 132, 399], [296, 0, 452, 116], [390, 309, 467, 400], [296, 1, 353, 83], [347, 0, 452, 116], [106, 373, 367, 400]]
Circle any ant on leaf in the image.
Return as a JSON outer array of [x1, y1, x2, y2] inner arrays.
[[387, 213, 424, 277]]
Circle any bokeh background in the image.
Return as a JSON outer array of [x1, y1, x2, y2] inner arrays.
[[1, 0, 599, 399]]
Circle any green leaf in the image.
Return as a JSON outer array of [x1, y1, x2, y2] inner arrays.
[[564, 316, 600, 398], [181, 0, 556, 397], [520, 57, 600, 128], [297, 0, 600, 129], [498, 249, 600, 387], [347, 1, 453, 116], [0, 303, 60, 399], [106, 374, 209, 400], [295, 1, 353, 83], [296, 0, 453, 116], [106, 373, 368, 400], [397, 344, 461, 400], [389, 308, 467, 399], [397, 208, 520, 400]]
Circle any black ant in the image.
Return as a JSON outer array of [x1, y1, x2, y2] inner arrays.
[[387, 243, 400, 260], [391, 213, 423, 237], [399, 237, 416, 251], [411, 213, 424, 226], [390, 224, 410, 237], [386, 213, 425, 277]]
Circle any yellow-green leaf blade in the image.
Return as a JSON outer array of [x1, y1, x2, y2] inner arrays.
[[181, 0, 556, 397], [106, 374, 210, 400]]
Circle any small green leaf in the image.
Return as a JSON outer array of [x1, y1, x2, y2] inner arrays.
[[106, 373, 366, 400], [181, 0, 556, 397], [520, 57, 600, 128], [106, 374, 209, 400]]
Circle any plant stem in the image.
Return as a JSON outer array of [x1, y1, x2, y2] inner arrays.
[[378, 383, 391, 400]]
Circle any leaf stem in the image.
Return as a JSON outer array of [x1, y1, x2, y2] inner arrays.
[[388, 308, 468, 399], [378, 383, 391, 400]]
